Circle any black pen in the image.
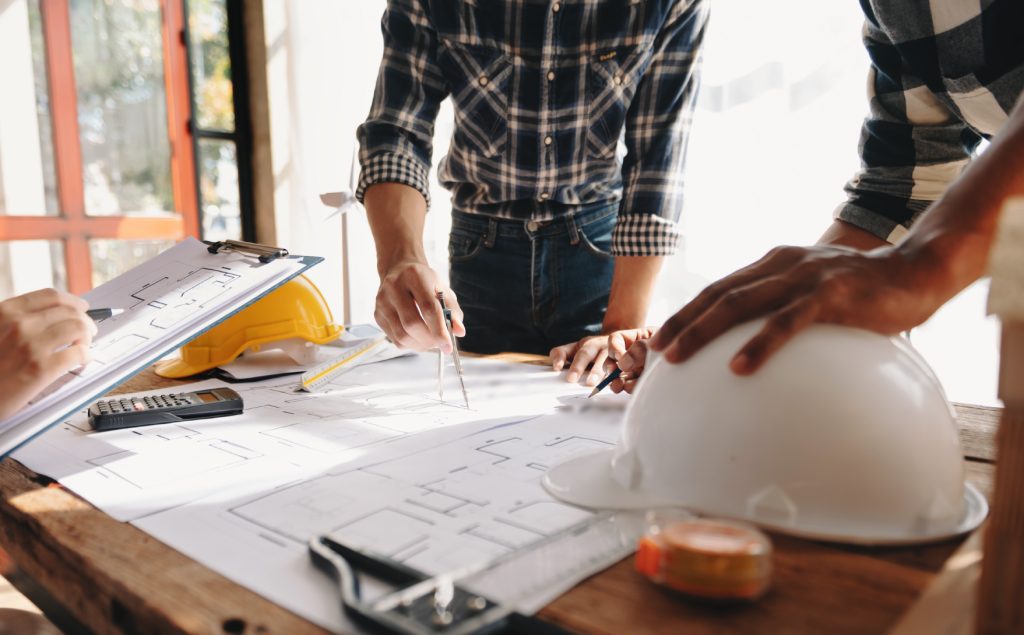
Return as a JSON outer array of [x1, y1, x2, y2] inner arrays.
[[588, 367, 622, 398], [86, 308, 124, 321]]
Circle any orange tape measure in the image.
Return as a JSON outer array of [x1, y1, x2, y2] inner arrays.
[[636, 513, 772, 601]]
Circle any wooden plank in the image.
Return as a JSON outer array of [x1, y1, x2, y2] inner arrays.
[[953, 403, 1000, 463], [538, 532, 936, 635], [887, 525, 983, 635], [0, 459, 334, 635]]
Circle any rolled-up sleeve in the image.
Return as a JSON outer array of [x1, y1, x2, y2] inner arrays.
[[835, 21, 984, 244], [356, 0, 450, 210], [612, 0, 709, 257]]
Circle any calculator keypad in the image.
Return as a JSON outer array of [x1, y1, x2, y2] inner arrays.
[[100, 393, 194, 413]]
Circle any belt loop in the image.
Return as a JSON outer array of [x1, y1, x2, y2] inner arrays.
[[485, 218, 498, 248], [566, 211, 580, 245]]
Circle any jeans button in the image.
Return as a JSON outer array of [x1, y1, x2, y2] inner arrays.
[[527, 221, 540, 232]]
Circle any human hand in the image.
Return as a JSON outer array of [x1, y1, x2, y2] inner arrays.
[[649, 244, 946, 375], [550, 327, 657, 386], [374, 260, 466, 353], [608, 337, 651, 395], [0, 289, 97, 421]]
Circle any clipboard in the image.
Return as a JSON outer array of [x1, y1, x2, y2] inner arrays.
[[0, 237, 324, 458]]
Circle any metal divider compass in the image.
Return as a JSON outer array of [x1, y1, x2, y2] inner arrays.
[[437, 292, 469, 407]]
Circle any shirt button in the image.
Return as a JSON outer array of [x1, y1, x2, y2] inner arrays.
[[539, 192, 550, 200], [479, 76, 489, 87], [547, 71, 555, 81], [544, 136, 553, 146], [552, 2, 561, 12], [527, 221, 540, 232], [613, 75, 622, 86]]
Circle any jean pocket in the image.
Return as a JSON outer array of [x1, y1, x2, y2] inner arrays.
[[448, 226, 487, 263], [587, 43, 653, 159], [578, 217, 616, 260], [439, 42, 512, 159]]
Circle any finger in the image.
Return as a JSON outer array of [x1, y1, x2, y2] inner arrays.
[[730, 299, 819, 375], [549, 343, 578, 373], [389, 288, 438, 351], [408, 283, 453, 354], [586, 350, 609, 387], [375, 304, 422, 351], [38, 314, 94, 355], [49, 343, 93, 375], [18, 288, 87, 315], [649, 248, 803, 352], [610, 371, 635, 394], [623, 377, 640, 394], [605, 332, 628, 361], [618, 340, 648, 372], [444, 289, 467, 338], [566, 342, 600, 384], [661, 275, 800, 365]]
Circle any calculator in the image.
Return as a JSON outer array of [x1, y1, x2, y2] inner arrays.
[[88, 388, 244, 431]]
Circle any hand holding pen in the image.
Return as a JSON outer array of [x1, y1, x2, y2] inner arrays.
[[588, 331, 655, 397]]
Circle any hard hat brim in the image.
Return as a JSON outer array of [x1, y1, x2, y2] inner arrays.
[[154, 358, 209, 379], [542, 447, 989, 546]]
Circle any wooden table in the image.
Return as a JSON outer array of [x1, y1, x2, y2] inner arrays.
[[0, 358, 1000, 635]]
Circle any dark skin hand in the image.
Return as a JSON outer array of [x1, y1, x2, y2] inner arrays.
[[622, 94, 1024, 376]]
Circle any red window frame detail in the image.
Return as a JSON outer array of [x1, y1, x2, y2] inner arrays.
[[0, 0, 200, 295]]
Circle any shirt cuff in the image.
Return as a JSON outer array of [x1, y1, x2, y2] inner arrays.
[[356, 153, 432, 211], [833, 198, 930, 245], [611, 214, 682, 257]]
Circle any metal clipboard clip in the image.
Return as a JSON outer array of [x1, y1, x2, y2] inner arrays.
[[203, 239, 289, 263]]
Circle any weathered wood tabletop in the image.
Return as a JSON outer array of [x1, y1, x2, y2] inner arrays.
[[0, 357, 1000, 635]]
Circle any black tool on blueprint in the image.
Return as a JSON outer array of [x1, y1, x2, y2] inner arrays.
[[308, 535, 572, 635], [88, 388, 243, 430], [437, 292, 469, 407]]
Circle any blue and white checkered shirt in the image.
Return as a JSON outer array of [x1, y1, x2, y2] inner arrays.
[[356, 0, 708, 257], [837, 0, 1024, 243]]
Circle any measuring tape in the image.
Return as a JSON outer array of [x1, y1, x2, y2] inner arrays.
[[300, 334, 389, 392]]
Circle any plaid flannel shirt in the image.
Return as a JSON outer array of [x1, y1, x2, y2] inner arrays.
[[356, 0, 708, 257], [837, 0, 1024, 243]]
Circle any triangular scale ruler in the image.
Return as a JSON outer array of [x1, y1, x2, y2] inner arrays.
[[300, 333, 389, 392]]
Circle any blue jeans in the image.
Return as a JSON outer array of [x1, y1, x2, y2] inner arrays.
[[448, 203, 618, 355]]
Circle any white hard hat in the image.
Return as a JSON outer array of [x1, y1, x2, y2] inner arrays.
[[543, 320, 988, 545]]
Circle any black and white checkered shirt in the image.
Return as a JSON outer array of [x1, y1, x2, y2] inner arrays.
[[356, 0, 708, 257], [837, 0, 1024, 243]]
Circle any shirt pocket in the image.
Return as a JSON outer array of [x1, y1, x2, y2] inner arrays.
[[439, 42, 513, 159], [587, 43, 654, 160]]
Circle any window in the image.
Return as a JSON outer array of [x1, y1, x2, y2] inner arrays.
[[0, 0, 252, 298]]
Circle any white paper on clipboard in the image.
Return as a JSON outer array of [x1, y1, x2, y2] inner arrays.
[[0, 237, 318, 457]]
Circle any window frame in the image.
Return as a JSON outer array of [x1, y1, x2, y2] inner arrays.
[[0, 0, 201, 295]]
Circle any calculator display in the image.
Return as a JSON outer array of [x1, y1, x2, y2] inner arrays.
[[198, 393, 219, 403]]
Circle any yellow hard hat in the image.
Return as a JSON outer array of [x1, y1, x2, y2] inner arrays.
[[155, 274, 342, 378]]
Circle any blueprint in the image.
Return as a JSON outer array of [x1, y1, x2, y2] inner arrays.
[[14, 354, 597, 521], [132, 396, 629, 633], [1, 237, 309, 456]]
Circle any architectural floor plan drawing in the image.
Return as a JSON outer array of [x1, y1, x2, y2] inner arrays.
[[130, 397, 628, 633], [14, 354, 596, 522], [231, 425, 614, 575]]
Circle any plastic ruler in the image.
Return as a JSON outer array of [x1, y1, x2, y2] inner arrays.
[[300, 333, 389, 393]]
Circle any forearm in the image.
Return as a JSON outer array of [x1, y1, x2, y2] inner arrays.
[[364, 183, 429, 279], [899, 97, 1024, 301], [602, 256, 664, 332]]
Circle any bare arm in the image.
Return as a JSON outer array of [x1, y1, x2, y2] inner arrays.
[[364, 183, 464, 354], [549, 256, 662, 385]]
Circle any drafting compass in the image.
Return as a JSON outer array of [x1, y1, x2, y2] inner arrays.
[[437, 292, 469, 407]]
